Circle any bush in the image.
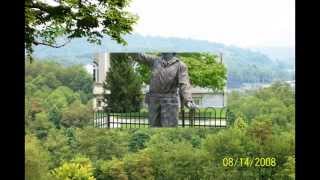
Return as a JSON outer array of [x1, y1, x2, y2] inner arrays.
[[25, 134, 51, 180], [61, 100, 92, 128], [95, 159, 128, 180], [44, 129, 74, 168], [29, 111, 55, 139], [74, 128, 130, 161], [124, 151, 155, 180], [128, 130, 151, 152], [274, 155, 295, 179], [51, 156, 95, 180]]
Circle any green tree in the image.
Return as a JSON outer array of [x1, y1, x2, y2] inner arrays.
[[75, 128, 129, 161], [25, 96, 46, 123], [264, 131, 295, 171], [51, 155, 95, 180], [25, 0, 138, 59], [44, 86, 79, 127], [227, 81, 295, 128], [233, 113, 248, 130], [26, 61, 93, 103], [203, 128, 246, 160], [136, 52, 227, 91], [58, 65, 93, 95], [95, 159, 128, 180], [246, 118, 273, 145], [128, 131, 150, 152], [274, 155, 295, 179], [29, 112, 55, 140], [162, 143, 208, 180], [144, 132, 210, 180], [61, 100, 92, 128], [103, 53, 143, 112], [25, 134, 51, 180], [123, 151, 155, 180], [44, 129, 74, 168], [178, 53, 227, 91]]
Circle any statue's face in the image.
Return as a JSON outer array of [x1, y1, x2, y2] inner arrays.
[[161, 53, 176, 61]]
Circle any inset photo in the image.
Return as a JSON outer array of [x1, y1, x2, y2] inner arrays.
[[92, 52, 227, 128]]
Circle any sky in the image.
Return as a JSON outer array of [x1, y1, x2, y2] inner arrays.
[[42, 0, 294, 48], [127, 0, 295, 48]]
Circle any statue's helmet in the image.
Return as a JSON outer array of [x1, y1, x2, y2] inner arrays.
[[161, 52, 176, 60], [161, 52, 176, 56]]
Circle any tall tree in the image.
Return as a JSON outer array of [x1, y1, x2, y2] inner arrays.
[[25, 134, 51, 180], [25, 0, 138, 59], [103, 53, 143, 112]]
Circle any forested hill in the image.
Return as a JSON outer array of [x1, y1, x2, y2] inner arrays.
[[33, 34, 294, 88]]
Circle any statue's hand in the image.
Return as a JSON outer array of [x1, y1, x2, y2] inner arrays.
[[186, 101, 198, 110]]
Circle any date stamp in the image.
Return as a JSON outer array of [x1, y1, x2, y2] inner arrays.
[[222, 157, 277, 167]]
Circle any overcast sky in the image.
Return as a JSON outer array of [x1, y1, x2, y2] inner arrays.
[[43, 0, 294, 48], [128, 0, 295, 48]]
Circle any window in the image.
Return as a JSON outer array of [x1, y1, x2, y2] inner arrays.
[[93, 69, 96, 81], [96, 68, 99, 82], [93, 63, 99, 82], [97, 100, 102, 107], [193, 97, 202, 106]]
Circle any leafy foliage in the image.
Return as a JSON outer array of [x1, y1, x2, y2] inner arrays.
[[25, 61, 295, 179], [61, 100, 93, 128], [25, 134, 51, 180], [25, 0, 138, 59], [44, 129, 74, 168], [135, 52, 227, 91], [29, 112, 55, 139], [95, 158, 128, 180], [228, 81, 295, 130], [103, 53, 143, 112], [51, 156, 95, 180], [25, 61, 93, 130], [178, 53, 227, 91], [128, 130, 151, 152], [74, 128, 130, 161]]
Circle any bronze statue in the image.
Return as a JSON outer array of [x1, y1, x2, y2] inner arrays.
[[131, 52, 197, 127]]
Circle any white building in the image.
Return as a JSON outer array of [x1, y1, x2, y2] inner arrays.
[[92, 53, 110, 111], [92, 52, 227, 111]]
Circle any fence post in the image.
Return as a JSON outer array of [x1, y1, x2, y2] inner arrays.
[[93, 111, 95, 127], [189, 109, 195, 127], [226, 109, 229, 127], [182, 108, 185, 127], [106, 108, 110, 128], [180, 95, 185, 127]]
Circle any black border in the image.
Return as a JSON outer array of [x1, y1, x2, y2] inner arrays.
[[2, 0, 25, 179], [295, 0, 316, 178]]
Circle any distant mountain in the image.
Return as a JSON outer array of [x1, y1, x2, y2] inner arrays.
[[33, 34, 294, 88], [248, 46, 294, 61], [248, 46, 295, 69]]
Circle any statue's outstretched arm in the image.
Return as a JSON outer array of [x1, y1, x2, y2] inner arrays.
[[128, 53, 157, 67]]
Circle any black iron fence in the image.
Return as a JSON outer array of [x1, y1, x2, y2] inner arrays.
[[93, 107, 230, 128]]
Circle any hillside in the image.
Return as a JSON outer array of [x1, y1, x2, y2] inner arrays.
[[248, 46, 295, 70], [33, 34, 294, 88]]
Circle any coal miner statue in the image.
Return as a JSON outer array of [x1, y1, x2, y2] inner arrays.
[[130, 52, 197, 127]]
